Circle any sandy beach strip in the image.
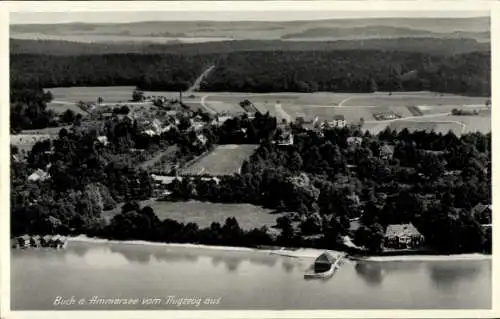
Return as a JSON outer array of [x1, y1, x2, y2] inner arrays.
[[67, 235, 491, 261]]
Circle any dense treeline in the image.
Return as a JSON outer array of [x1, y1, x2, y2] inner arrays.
[[11, 49, 490, 96], [10, 38, 489, 56], [201, 50, 490, 96], [168, 124, 491, 254], [10, 53, 216, 91]]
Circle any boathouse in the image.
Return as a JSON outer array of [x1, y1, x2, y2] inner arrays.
[[30, 235, 41, 248], [41, 235, 53, 247], [17, 235, 31, 248], [314, 251, 336, 273], [384, 223, 424, 250]]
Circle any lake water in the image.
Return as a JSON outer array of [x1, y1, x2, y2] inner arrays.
[[11, 242, 491, 310]]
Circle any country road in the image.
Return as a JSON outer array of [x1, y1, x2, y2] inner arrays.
[[186, 65, 215, 93]]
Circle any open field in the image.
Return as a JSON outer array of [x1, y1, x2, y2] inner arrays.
[[46, 101, 88, 115], [42, 88, 490, 136], [45, 86, 136, 103], [179, 144, 259, 177], [362, 110, 491, 135], [341, 93, 488, 107], [19, 125, 72, 135], [102, 200, 282, 230]]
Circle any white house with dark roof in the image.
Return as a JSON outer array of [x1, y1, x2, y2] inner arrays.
[[384, 223, 424, 250]]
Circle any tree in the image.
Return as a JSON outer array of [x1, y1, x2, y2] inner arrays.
[[288, 151, 303, 172], [132, 89, 145, 102], [61, 109, 76, 124]]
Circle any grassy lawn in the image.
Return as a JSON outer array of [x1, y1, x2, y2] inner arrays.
[[103, 200, 283, 230], [179, 144, 259, 176]]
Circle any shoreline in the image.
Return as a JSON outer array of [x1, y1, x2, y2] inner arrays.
[[67, 235, 491, 261]]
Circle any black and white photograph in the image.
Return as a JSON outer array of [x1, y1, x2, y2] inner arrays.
[[2, 1, 496, 317]]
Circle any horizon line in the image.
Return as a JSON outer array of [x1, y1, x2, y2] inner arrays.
[[10, 15, 490, 25]]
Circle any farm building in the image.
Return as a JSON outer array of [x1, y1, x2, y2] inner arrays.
[[314, 251, 336, 273], [384, 223, 424, 250]]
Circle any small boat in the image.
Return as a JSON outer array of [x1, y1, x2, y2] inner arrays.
[[304, 251, 346, 280]]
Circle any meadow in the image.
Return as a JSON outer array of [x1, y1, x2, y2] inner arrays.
[[45, 86, 136, 103], [102, 199, 282, 230], [179, 144, 259, 176]]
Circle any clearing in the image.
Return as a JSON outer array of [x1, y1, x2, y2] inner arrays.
[[179, 144, 259, 177], [102, 200, 283, 230]]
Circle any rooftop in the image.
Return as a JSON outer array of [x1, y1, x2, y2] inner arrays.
[[385, 223, 422, 238]]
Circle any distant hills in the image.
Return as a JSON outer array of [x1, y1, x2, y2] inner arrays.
[[281, 26, 490, 43], [10, 16, 490, 43], [10, 37, 490, 56]]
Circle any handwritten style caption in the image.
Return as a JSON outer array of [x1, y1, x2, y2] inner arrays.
[[54, 295, 221, 307]]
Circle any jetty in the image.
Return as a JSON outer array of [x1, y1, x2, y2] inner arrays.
[[304, 251, 346, 280]]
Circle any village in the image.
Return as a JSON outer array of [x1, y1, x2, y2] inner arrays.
[[11, 88, 492, 263]]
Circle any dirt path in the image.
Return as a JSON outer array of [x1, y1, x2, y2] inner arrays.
[[186, 65, 215, 93]]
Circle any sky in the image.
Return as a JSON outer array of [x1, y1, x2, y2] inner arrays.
[[10, 10, 489, 25]]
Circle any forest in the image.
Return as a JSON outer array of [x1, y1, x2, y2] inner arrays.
[[11, 49, 490, 97], [201, 50, 490, 96], [10, 53, 217, 91]]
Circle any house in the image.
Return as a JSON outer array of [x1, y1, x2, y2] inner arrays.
[[97, 136, 109, 146], [380, 144, 395, 160], [314, 251, 336, 273], [28, 169, 50, 182], [471, 203, 492, 225], [384, 223, 424, 250], [347, 137, 363, 148], [328, 115, 347, 128]]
